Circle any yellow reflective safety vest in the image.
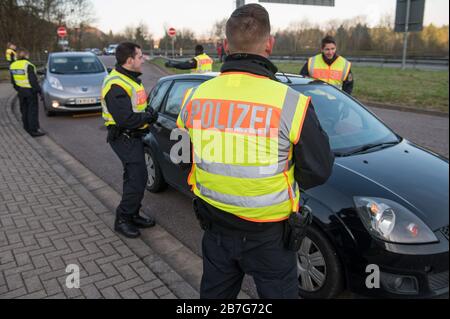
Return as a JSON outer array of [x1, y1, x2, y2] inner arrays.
[[10, 59, 36, 89], [193, 53, 213, 74], [6, 48, 16, 63], [308, 54, 351, 89], [177, 72, 311, 223], [101, 69, 149, 128]]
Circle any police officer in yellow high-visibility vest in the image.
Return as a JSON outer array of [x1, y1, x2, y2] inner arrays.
[[10, 48, 45, 137], [102, 42, 159, 239], [177, 4, 334, 299], [301, 36, 354, 95], [5, 42, 17, 65], [165, 44, 213, 74]]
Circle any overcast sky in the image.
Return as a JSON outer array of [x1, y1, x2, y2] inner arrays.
[[92, 0, 449, 38]]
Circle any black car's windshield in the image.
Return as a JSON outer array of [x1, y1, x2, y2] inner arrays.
[[49, 55, 105, 75], [291, 83, 400, 155]]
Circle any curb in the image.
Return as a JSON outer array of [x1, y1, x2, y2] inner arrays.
[[5, 94, 200, 299]]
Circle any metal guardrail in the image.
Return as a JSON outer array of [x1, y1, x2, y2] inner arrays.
[[157, 53, 449, 67], [270, 55, 449, 66], [2, 55, 447, 70]]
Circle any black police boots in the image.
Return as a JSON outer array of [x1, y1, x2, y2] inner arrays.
[[115, 216, 141, 239], [29, 130, 46, 137], [114, 214, 156, 238], [131, 215, 156, 229]]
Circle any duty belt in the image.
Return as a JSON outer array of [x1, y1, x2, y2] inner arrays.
[[108, 126, 149, 139]]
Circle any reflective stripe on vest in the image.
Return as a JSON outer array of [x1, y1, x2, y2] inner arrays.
[[177, 72, 310, 222], [308, 54, 351, 89], [193, 54, 213, 74], [101, 69, 148, 128], [6, 49, 16, 62], [10, 60, 35, 89]]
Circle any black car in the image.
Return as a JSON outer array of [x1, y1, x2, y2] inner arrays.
[[143, 73, 449, 299]]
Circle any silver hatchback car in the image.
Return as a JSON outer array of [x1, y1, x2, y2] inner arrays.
[[41, 52, 108, 116]]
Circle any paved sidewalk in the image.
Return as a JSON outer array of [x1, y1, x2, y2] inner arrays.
[[0, 84, 198, 299]]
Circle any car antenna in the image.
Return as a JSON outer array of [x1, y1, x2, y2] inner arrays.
[[280, 72, 292, 84]]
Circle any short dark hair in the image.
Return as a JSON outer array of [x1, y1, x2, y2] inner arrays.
[[17, 48, 29, 59], [195, 45, 204, 54], [226, 3, 271, 52], [116, 42, 141, 66], [322, 35, 337, 49]]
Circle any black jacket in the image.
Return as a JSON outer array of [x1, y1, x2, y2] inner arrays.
[[104, 65, 152, 130], [197, 54, 335, 232], [11, 59, 41, 96], [300, 54, 354, 95]]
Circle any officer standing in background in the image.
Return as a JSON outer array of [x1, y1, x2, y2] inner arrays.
[[177, 4, 334, 299], [102, 42, 158, 239], [165, 44, 213, 73], [10, 48, 45, 137], [5, 42, 17, 65], [300, 35, 354, 95]]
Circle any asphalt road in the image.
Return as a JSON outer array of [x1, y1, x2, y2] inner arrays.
[[38, 56, 449, 298]]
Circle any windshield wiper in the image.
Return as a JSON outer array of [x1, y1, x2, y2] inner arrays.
[[335, 140, 401, 157]]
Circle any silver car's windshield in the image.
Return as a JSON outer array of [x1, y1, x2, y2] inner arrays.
[[291, 83, 400, 155], [49, 56, 105, 75]]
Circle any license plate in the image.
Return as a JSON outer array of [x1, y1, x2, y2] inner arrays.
[[76, 98, 97, 105]]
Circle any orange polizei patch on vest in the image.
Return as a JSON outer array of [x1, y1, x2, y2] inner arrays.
[[198, 58, 212, 66], [313, 69, 343, 81], [184, 99, 282, 137], [136, 89, 147, 105]]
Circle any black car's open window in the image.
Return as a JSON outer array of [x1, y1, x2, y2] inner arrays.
[[148, 80, 172, 112], [162, 81, 202, 118], [291, 84, 399, 154]]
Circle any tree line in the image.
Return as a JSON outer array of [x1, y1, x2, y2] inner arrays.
[[273, 16, 449, 57], [2, 3, 448, 60], [1, 0, 94, 60]]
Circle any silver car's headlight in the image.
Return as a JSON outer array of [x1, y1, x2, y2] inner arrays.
[[354, 197, 438, 244], [48, 76, 64, 90]]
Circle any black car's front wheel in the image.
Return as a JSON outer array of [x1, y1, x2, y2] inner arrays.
[[297, 225, 344, 299], [144, 147, 166, 193]]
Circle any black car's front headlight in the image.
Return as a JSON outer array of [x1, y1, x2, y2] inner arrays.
[[354, 197, 439, 244]]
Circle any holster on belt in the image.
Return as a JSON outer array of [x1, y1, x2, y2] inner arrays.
[[193, 198, 211, 231], [107, 126, 149, 143], [283, 205, 313, 252], [107, 126, 122, 143]]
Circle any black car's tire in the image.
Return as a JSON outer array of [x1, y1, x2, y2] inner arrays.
[[144, 147, 167, 193], [297, 225, 344, 299]]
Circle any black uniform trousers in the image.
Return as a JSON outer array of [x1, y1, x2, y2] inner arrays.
[[201, 221, 299, 299], [109, 135, 148, 219], [18, 90, 39, 133]]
